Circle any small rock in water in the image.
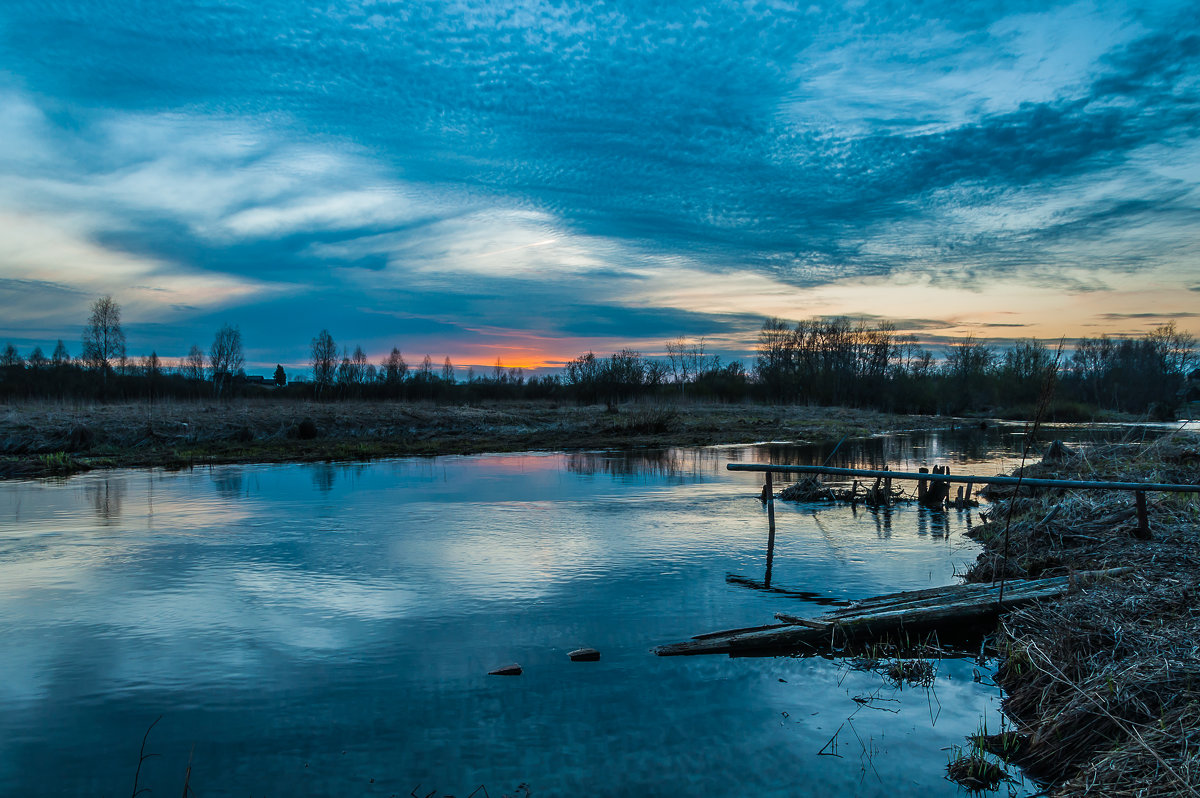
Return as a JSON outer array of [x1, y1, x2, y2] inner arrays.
[[489, 663, 523, 676], [568, 648, 601, 662]]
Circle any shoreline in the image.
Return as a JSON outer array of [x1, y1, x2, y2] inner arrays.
[[959, 431, 1200, 794], [1, 399, 954, 480]]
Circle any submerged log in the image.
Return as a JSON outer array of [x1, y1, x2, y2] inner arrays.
[[655, 568, 1133, 657]]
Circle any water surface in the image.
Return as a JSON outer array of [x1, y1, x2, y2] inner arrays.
[[0, 426, 1107, 796]]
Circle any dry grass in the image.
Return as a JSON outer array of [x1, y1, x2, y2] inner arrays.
[[0, 398, 945, 478], [964, 431, 1200, 796]]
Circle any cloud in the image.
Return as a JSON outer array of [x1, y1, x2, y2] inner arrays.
[[1099, 312, 1200, 320], [0, 0, 1198, 361]]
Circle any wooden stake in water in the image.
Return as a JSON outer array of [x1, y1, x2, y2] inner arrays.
[[765, 471, 776, 588]]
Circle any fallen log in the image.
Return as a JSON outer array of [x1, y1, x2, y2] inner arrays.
[[655, 567, 1133, 657]]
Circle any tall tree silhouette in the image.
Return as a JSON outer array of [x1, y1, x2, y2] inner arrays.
[[81, 295, 125, 385], [184, 345, 205, 381], [209, 324, 244, 396], [311, 330, 337, 397], [51, 339, 70, 366]]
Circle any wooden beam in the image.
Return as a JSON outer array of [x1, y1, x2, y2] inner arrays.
[[655, 568, 1133, 657]]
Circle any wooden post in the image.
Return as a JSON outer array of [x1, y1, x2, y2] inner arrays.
[[939, 466, 952, 507], [883, 466, 892, 501], [917, 467, 928, 501], [965, 481, 973, 505], [765, 472, 777, 587], [1135, 491, 1150, 539], [955, 486, 964, 510]]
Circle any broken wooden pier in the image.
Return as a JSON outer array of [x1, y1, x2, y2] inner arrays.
[[655, 567, 1134, 657]]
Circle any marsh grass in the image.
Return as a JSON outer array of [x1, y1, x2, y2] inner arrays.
[[963, 431, 1200, 796], [0, 399, 946, 479]]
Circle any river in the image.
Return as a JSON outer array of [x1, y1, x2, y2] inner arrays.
[[4, 425, 1141, 796]]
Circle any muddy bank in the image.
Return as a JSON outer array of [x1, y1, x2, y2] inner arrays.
[[963, 433, 1200, 795], [0, 399, 947, 479]]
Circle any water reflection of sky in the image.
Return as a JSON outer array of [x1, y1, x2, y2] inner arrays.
[[0, 427, 1119, 796]]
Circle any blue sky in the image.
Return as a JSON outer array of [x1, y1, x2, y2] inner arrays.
[[1, 0, 1198, 373]]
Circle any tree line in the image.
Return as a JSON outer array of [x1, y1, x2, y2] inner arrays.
[[750, 316, 1197, 418], [1, 296, 1196, 417]]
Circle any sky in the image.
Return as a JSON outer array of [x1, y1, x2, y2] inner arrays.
[[1, 0, 1198, 374]]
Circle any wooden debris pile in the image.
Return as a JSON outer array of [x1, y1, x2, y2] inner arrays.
[[775, 465, 980, 509]]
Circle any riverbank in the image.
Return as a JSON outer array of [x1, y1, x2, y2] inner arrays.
[[962, 432, 1200, 795], [0, 399, 950, 479]]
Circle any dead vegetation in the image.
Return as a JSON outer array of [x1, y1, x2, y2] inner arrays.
[[964, 431, 1200, 796], [0, 399, 945, 479], [946, 751, 1011, 792]]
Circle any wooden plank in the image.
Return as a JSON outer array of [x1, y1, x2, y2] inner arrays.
[[655, 568, 1132, 657]]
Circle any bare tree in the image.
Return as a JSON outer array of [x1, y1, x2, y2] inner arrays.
[[311, 330, 337, 396], [382, 347, 407, 385], [82, 295, 126, 382], [184, 345, 206, 381], [1, 343, 21, 368], [51, 339, 70, 366], [28, 346, 47, 371], [337, 346, 369, 387], [352, 346, 369, 382], [209, 324, 245, 396], [441, 356, 455, 383], [142, 351, 162, 378], [645, 358, 670, 387]]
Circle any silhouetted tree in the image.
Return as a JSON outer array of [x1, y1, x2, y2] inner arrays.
[[645, 358, 670, 387], [82, 295, 125, 383], [564, 351, 600, 401], [943, 335, 995, 411], [754, 318, 795, 401], [51, 339, 70, 366], [143, 351, 161, 378], [382, 348, 407, 388], [1, 343, 20, 368], [183, 345, 205, 381], [442, 356, 455, 383], [998, 339, 1055, 405], [28, 346, 47, 371], [209, 324, 244, 396], [273, 364, 286, 386], [1149, 321, 1197, 376], [311, 330, 337, 396], [352, 346, 368, 381], [337, 345, 370, 389]]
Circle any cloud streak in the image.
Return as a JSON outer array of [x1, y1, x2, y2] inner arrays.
[[0, 0, 1197, 366]]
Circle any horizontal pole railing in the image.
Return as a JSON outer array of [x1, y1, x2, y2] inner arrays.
[[726, 464, 1200, 493]]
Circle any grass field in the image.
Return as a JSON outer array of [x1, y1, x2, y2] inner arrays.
[[0, 398, 947, 479]]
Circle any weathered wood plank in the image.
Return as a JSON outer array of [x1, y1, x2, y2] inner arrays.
[[655, 568, 1132, 657]]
